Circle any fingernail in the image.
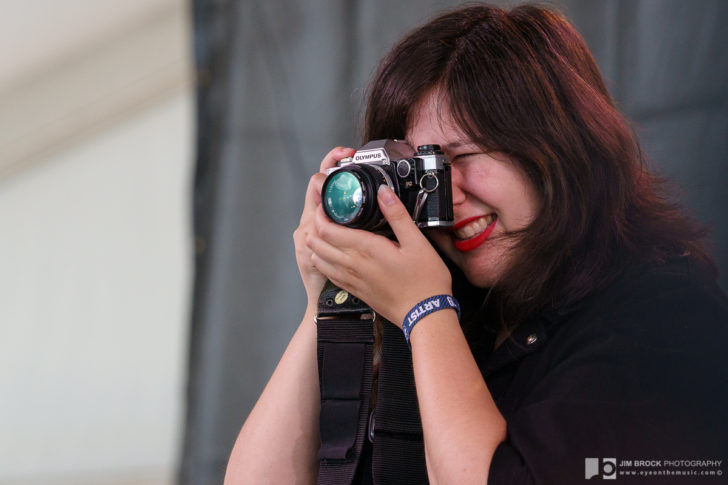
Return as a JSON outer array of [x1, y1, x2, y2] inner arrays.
[[378, 185, 396, 206]]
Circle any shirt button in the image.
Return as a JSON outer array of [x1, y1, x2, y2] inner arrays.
[[526, 333, 538, 345]]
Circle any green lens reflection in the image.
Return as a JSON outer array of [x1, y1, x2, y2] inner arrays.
[[324, 171, 363, 224]]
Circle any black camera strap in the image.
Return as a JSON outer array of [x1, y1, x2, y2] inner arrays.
[[372, 323, 428, 484], [316, 282, 375, 484], [316, 282, 428, 484]]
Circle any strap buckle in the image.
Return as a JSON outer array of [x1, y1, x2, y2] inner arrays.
[[368, 409, 376, 443], [315, 311, 376, 325]]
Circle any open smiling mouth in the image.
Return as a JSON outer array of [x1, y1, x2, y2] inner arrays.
[[452, 214, 497, 252]]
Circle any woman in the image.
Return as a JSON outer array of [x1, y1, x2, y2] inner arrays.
[[226, 4, 728, 484]]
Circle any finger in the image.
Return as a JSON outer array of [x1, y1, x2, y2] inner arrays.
[[310, 251, 359, 294], [314, 206, 376, 253], [307, 230, 351, 268], [301, 147, 356, 222], [377, 185, 424, 246], [320, 146, 356, 172], [301, 173, 327, 218]]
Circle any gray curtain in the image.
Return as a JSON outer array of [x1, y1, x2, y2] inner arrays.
[[180, 1, 728, 483]]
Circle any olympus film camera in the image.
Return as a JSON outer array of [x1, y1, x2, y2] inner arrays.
[[321, 139, 454, 232]]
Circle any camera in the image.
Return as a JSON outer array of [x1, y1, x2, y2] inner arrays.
[[321, 139, 453, 232]]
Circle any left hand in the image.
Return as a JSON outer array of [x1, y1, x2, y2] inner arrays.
[[307, 185, 453, 327]]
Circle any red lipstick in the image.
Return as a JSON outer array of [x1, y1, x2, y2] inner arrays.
[[452, 215, 486, 230], [452, 215, 497, 252]]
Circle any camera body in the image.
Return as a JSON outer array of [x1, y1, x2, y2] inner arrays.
[[321, 139, 453, 232]]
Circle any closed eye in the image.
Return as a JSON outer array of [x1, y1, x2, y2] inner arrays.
[[452, 153, 479, 161]]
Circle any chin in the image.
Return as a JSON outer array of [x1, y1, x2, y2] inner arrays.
[[434, 235, 506, 288], [455, 251, 512, 288], [462, 266, 498, 288]]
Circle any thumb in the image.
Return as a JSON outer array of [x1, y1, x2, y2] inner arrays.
[[378, 185, 421, 244]]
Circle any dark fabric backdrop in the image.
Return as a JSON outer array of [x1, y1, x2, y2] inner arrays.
[[180, 1, 728, 483]]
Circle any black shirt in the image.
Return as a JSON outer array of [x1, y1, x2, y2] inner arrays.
[[485, 259, 728, 483], [353, 258, 728, 483]]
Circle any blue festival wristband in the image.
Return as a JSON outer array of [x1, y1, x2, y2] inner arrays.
[[402, 295, 461, 346]]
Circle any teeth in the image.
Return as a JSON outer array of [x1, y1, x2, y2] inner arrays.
[[454, 215, 496, 240]]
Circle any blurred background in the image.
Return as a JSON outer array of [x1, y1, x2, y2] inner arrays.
[[0, 1, 725, 484]]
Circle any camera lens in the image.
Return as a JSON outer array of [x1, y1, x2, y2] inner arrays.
[[322, 164, 393, 230], [323, 171, 363, 224]]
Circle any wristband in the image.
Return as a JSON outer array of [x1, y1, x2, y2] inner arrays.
[[402, 295, 461, 346]]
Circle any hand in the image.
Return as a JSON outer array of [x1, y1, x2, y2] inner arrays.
[[307, 185, 453, 326], [293, 146, 356, 308]]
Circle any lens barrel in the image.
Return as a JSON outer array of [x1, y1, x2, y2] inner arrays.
[[322, 164, 392, 230]]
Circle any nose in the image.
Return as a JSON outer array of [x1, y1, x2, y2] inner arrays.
[[450, 164, 466, 206]]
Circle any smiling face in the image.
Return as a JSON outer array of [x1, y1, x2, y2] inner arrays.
[[408, 90, 540, 288]]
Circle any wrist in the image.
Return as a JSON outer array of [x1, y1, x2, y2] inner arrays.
[[402, 294, 461, 346], [395, 284, 453, 326], [304, 301, 318, 324]]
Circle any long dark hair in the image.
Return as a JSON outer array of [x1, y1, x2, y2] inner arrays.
[[364, 4, 715, 327]]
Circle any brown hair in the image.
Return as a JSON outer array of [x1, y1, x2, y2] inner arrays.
[[364, 4, 715, 327]]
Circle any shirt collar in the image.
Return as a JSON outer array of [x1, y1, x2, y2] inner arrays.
[[482, 308, 569, 377]]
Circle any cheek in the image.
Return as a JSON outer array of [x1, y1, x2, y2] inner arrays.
[[509, 168, 540, 216], [495, 177, 540, 228], [507, 199, 536, 229], [511, 185, 540, 228]]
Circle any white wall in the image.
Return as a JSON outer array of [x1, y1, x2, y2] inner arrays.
[[0, 1, 193, 484]]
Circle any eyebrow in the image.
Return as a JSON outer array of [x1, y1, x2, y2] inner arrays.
[[442, 141, 472, 150], [442, 140, 481, 152]]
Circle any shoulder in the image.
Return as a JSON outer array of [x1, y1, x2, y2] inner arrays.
[[488, 260, 728, 481], [534, 258, 728, 415], [554, 257, 728, 348]]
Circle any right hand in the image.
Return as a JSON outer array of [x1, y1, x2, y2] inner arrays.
[[293, 146, 356, 308]]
